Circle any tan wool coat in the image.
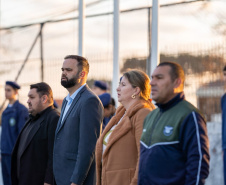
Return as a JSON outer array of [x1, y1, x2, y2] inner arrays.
[[95, 99, 155, 185]]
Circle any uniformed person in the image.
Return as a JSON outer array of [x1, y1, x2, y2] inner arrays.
[[98, 93, 116, 130], [1, 81, 28, 185], [91, 80, 108, 95]]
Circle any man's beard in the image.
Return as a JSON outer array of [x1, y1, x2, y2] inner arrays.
[[61, 73, 79, 88]]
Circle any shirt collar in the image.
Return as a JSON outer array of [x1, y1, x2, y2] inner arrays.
[[8, 100, 19, 108], [156, 92, 185, 112], [66, 84, 86, 104]]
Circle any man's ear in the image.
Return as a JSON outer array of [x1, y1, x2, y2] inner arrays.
[[80, 71, 86, 78], [14, 90, 19, 96], [42, 95, 48, 104], [174, 78, 183, 93], [173, 78, 182, 88]]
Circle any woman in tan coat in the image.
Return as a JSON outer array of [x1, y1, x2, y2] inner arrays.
[[95, 69, 155, 185]]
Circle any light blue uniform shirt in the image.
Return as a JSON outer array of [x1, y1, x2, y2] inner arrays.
[[61, 84, 86, 124]]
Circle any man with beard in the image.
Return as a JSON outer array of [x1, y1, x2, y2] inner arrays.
[[11, 82, 60, 185], [53, 55, 103, 185]]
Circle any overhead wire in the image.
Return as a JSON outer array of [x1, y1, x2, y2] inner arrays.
[[0, 0, 206, 31], [178, 0, 226, 36], [1, 0, 109, 29], [0, 0, 211, 112], [0, 0, 208, 59], [0, 0, 209, 53], [0, 0, 110, 53]]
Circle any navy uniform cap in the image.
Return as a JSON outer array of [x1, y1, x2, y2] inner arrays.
[[98, 93, 111, 107], [6, 81, 21, 89], [94, 80, 108, 90]]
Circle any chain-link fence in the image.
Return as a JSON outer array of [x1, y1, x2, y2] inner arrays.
[[121, 41, 226, 122], [0, 40, 226, 123]]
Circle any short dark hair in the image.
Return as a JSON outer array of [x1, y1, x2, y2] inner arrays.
[[30, 82, 53, 104], [158, 61, 185, 85], [111, 97, 115, 106], [64, 55, 89, 73], [223, 65, 226, 71]]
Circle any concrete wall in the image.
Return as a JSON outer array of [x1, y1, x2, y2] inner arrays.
[[206, 122, 224, 185]]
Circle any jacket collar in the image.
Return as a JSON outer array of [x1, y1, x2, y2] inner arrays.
[[12, 100, 19, 107], [65, 83, 86, 102], [19, 106, 54, 157], [101, 99, 154, 159], [56, 85, 88, 133], [125, 99, 155, 118], [29, 106, 53, 121], [156, 92, 184, 112], [6, 100, 19, 109]]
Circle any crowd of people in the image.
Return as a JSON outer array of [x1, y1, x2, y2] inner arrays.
[[0, 55, 212, 185]]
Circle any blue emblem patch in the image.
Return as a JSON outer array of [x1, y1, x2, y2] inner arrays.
[[163, 126, 173, 136], [9, 118, 16, 126]]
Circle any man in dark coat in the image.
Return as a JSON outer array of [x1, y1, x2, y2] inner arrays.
[[53, 55, 103, 185], [1, 81, 28, 185], [11, 82, 60, 185]]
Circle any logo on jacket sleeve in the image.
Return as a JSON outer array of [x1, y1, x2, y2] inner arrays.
[[163, 126, 173, 136]]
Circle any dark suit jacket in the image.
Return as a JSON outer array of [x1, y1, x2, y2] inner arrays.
[[53, 85, 103, 185], [11, 106, 60, 185]]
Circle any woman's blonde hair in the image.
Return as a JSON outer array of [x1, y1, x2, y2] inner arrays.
[[123, 69, 151, 100]]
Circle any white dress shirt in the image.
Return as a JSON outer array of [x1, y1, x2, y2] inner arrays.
[[61, 84, 86, 124]]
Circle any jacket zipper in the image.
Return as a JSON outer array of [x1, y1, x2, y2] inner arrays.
[[148, 111, 162, 146]]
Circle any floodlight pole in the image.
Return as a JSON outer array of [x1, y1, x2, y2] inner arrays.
[[146, 8, 151, 76], [40, 23, 44, 81], [78, 0, 85, 56], [149, 0, 159, 77], [112, 0, 120, 107]]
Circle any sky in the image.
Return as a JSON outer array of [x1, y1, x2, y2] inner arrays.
[[0, 0, 225, 59], [0, 0, 226, 104]]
